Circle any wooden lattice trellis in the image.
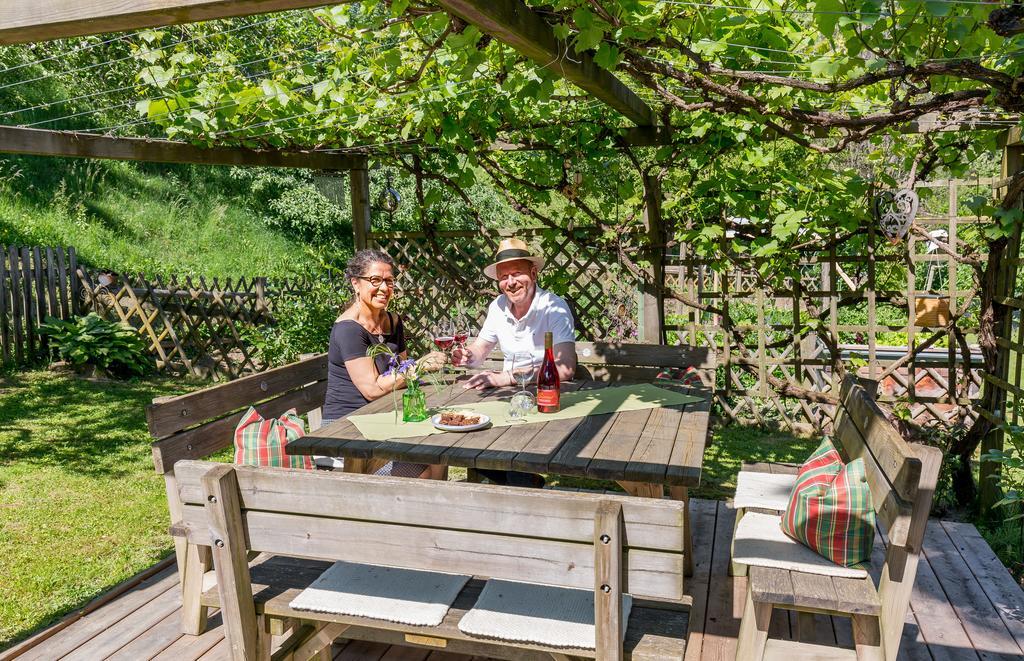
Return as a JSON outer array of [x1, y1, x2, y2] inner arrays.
[[666, 178, 991, 430], [375, 179, 992, 431], [77, 270, 313, 379], [372, 227, 641, 353]]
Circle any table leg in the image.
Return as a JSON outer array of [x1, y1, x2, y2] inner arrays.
[[343, 458, 367, 474], [669, 485, 694, 577], [616, 480, 663, 498], [466, 468, 483, 483]]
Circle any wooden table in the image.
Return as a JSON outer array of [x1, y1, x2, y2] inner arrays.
[[288, 379, 711, 575]]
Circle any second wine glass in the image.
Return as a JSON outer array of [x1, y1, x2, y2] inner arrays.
[[508, 351, 536, 419]]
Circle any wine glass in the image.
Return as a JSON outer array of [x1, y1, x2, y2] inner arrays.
[[453, 315, 471, 350], [508, 351, 536, 419], [431, 319, 455, 352]]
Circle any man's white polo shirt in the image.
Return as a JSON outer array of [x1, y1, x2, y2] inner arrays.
[[479, 286, 575, 370]]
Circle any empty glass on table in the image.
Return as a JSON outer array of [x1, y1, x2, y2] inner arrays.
[[508, 351, 536, 419]]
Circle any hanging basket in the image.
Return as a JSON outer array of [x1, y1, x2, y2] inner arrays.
[[914, 296, 950, 328]]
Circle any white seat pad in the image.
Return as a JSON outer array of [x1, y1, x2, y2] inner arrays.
[[289, 561, 470, 626], [732, 512, 869, 578], [458, 579, 633, 649], [733, 471, 797, 511]]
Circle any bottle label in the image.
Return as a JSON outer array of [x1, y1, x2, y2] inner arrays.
[[537, 388, 559, 409]]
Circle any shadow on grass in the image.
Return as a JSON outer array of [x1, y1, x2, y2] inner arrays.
[[0, 371, 198, 478]]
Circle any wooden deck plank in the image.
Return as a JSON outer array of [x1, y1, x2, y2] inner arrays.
[[697, 501, 744, 661], [152, 610, 225, 661], [922, 521, 1024, 659], [195, 635, 229, 659], [104, 609, 184, 660], [15, 567, 179, 661], [907, 526, 979, 661], [682, 498, 717, 661], [942, 520, 1024, 655], [379, 644, 432, 660], [61, 584, 183, 661], [336, 638, 390, 660]]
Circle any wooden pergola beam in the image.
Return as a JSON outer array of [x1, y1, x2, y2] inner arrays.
[[434, 0, 654, 127], [0, 0, 342, 45], [0, 125, 365, 170]]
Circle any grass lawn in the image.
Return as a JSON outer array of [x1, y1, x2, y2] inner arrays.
[[0, 370, 819, 650], [0, 371, 196, 648]]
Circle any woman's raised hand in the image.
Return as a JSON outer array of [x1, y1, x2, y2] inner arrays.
[[416, 351, 448, 373]]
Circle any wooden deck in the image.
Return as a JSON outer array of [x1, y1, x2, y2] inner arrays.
[[4, 498, 1024, 661]]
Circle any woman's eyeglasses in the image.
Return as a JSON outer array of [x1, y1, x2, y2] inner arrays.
[[357, 275, 399, 290]]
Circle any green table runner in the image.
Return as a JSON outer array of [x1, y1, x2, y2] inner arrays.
[[348, 383, 704, 442]]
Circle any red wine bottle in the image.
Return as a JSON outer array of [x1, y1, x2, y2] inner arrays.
[[537, 331, 560, 413]]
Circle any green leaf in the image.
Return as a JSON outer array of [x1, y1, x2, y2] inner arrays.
[[593, 43, 621, 70], [814, 0, 843, 36], [574, 26, 604, 54]]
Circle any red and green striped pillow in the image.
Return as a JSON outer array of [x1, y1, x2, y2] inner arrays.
[[780, 438, 876, 567], [233, 407, 313, 470]]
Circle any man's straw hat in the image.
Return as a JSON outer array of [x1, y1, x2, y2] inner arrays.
[[483, 238, 545, 280]]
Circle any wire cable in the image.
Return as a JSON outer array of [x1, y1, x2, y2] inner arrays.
[[0, 13, 287, 93]]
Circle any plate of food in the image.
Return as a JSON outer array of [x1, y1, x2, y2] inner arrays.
[[431, 410, 491, 432]]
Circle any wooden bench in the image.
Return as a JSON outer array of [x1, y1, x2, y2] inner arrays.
[[148, 353, 330, 635], [732, 377, 942, 661], [149, 342, 713, 636], [481, 341, 716, 385], [172, 460, 690, 660]]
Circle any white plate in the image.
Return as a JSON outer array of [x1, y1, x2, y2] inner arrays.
[[431, 412, 491, 432]]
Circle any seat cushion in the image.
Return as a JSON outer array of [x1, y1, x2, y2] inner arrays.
[[733, 512, 868, 578], [458, 579, 633, 649], [234, 407, 313, 470], [733, 471, 797, 511], [290, 561, 470, 626], [780, 438, 876, 567]]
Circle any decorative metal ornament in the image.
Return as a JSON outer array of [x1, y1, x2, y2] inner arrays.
[[874, 189, 919, 241], [377, 173, 401, 215]]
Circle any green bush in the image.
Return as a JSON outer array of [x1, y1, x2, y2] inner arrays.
[[246, 278, 348, 367], [39, 313, 151, 377]]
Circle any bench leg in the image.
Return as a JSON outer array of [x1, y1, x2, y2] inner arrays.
[[179, 541, 212, 635], [257, 615, 273, 660], [852, 614, 884, 661], [730, 508, 747, 577], [735, 583, 772, 661], [795, 611, 817, 643], [668, 485, 694, 578], [466, 467, 483, 483]]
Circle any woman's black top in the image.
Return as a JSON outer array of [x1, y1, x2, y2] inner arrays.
[[323, 313, 406, 420]]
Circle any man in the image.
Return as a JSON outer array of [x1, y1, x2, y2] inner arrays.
[[454, 237, 577, 388], [452, 238, 576, 488]]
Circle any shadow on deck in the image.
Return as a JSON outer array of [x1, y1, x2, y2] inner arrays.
[[3, 499, 1024, 660]]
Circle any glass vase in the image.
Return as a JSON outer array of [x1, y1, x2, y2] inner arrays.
[[402, 380, 429, 422]]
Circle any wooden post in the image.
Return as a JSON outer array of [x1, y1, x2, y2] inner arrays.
[[640, 173, 665, 344], [68, 247, 80, 316], [981, 136, 1024, 512], [350, 168, 371, 251], [593, 501, 624, 661], [202, 464, 258, 661]]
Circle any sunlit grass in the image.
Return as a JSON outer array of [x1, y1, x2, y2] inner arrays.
[[0, 371, 197, 648]]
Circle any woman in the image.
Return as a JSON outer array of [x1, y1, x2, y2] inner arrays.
[[321, 249, 446, 478]]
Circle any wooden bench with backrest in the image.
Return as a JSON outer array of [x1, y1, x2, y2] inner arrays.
[[149, 342, 713, 636], [148, 353, 330, 635], [732, 376, 942, 661], [482, 341, 716, 386], [171, 460, 690, 660]]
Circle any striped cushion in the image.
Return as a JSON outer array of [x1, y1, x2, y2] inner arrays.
[[234, 407, 313, 470], [780, 438, 875, 567]]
